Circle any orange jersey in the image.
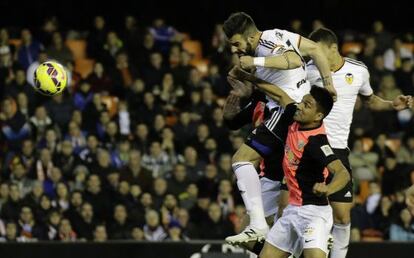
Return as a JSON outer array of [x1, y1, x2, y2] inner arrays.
[[277, 105, 338, 206]]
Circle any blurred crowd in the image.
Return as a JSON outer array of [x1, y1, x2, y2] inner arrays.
[[0, 16, 413, 242]]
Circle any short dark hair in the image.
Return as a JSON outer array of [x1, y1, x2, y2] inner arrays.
[[223, 12, 257, 38], [310, 86, 333, 118], [308, 28, 338, 46]]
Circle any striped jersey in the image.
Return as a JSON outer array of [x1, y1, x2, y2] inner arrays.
[[255, 29, 311, 109]]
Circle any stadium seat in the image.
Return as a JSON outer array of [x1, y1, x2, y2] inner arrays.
[[165, 115, 177, 127], [8, 38, 22, 48], [190, 58, 209, 76], [341, 42, 363, 55], [74, 58, 94, 78], [101, 95, 119, 118], [66, 39, 87, 60], [183, 40, 203, 60]]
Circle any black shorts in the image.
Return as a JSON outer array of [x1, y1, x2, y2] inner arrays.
[[245, 122, 285, 182], [327, 148, 353, 203]]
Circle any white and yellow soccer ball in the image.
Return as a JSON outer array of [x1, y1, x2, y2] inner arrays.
[[33, 61, 67, 96]]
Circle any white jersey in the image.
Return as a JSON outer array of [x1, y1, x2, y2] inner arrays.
[[255, 29, 310, 109], [307, 57, 374, 149]]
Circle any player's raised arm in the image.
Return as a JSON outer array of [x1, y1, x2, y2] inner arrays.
[[255, 82, 294, 108], [361, 94, 413, 111], [228, 67, 294, 107], [298, 37, 337, 99], [239, 51, 302, 70], [357, 66, 413, 110]]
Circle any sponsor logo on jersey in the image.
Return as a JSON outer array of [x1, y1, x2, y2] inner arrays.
[[297, 79, 306, 88], [345, 73, 354, 84]]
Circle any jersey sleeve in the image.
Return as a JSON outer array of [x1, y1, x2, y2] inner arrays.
[[306, 135, 338, 167], [280, 102, 297, 125], [358, 68, 374, 96]]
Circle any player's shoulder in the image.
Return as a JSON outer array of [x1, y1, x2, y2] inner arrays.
[[307, 134, 330, 148], [344, 57, 368, 72], [260, 28, 288, 43]]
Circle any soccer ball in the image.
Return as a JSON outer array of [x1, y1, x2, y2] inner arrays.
[[33, 61, 68, 96]]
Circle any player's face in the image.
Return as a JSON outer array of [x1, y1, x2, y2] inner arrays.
[[228, 34, 255, 57], [294, 95, 323, 124]]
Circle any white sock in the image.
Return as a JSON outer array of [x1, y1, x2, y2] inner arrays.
[[331, 223, 350, 258], [233, 162, 268, 230]]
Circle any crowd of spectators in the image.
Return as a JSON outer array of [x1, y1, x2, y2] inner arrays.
[[0, 16, 413, 242]]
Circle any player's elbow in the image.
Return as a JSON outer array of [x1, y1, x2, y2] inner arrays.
[[340, 168, 351, 184]]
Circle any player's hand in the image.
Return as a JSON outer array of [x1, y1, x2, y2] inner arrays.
[[392, 95, 413, 111], [405, 185, 414, 216], [227, 76, 253, 98], [223, 93, 241, 120], [313, 182, 329, 196], [228, 66, 250, 81], [240, 56, 255, 69], [326, 86, 337, 102]]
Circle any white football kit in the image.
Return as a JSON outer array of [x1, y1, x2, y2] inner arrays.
[[307, 57, 374, 149], [255, 29, 310, 109]]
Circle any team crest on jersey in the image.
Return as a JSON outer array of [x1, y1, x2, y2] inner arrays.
[[285, 146, 299, 167], [345, 73, 354, 84]]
